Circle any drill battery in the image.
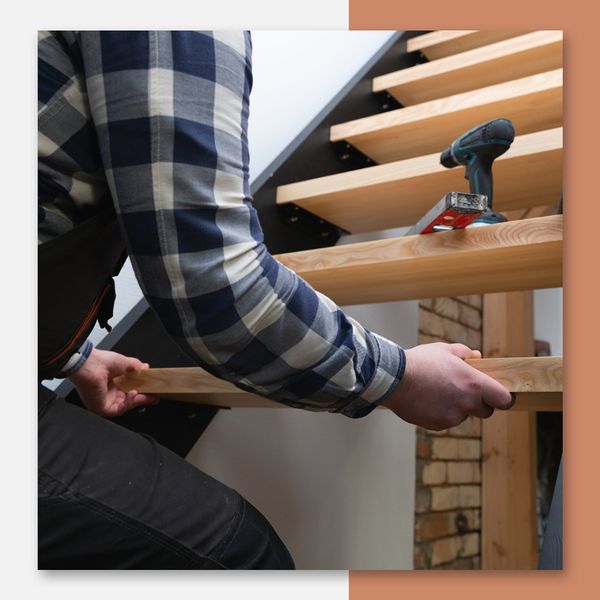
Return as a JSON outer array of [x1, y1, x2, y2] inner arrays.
[[407, 192, 489, 235]]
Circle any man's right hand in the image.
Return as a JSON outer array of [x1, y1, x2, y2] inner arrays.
[[383, 342, 514, 430]]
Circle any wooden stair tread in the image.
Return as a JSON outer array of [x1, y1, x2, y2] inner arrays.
[[407, 30, 529, 61], [274, 215, 562, 305], [376, 31, 563, 106], [277, 128, 562, 233], [331, 69, 562, 163], [115, 356, 563, 412]]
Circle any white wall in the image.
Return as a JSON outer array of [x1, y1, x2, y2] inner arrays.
[[247, 31, 395, 181], [534, 288, 563, 355]]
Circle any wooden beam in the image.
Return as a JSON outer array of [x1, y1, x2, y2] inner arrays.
[[277, 128, 562, 233], [111, 391, 562, 412], [142, 392, 279, 410], [506, 204, 559, 222], [330, 69, 562, 163], [375, 31, 562, 106], [115, 357, 562, 411], [468, 356, 562, 392], [512, 392, 562, 412], [114, 365, 277, 409], [406, 31, 529, 61], [274, 215, 562, 306], [482, 291, 539, 569]]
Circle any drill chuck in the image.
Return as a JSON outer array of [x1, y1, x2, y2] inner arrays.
[[440, 146, 456, 169]]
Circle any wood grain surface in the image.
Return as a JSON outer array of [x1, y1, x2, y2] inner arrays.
[[512, 392, 562, 412], [467, 356, 562, 392], [375, 31, 562, 106], [330, 69, 562, 163], [406, 30, 528, 61], [115, 356, 562, 412], [276, 128, 562, 233], [273, 215, 562, 305], [481, 290, 539, 569]]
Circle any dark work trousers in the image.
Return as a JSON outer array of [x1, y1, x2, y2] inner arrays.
[[38, 387, 295, 569]]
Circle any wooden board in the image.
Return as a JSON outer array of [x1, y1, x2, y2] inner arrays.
[[506, 204, 560, 222], [274, 215, 562, 306], [331, 69, 562, 163], [137, 391, 561, 411], [115, 357, 562, 411], [406, 31, 529, 61], [468, 356, 562, 392], [375, 31, 562, 106], [482, 291, 539, 569], [277, 128, 562, 233], [512, 392, 562, 412]]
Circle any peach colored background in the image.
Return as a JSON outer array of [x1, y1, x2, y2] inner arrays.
[[349, 0, 597, 596]]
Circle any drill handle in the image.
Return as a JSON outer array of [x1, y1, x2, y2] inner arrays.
[[467, 157, 494, 207]]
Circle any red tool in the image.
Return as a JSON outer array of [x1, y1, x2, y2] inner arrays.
[[407, 191, 488, 235]]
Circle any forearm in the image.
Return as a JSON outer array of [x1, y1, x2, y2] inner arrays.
[[139, 234, 406, 416]]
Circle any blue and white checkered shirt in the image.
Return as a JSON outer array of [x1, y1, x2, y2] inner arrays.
[[38, 31, 406, 418]]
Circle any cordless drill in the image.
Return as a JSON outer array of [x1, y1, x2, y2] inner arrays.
[[408, 118, 516, 234], [409, 118, 515, 234], [440, 118, 515, 226]]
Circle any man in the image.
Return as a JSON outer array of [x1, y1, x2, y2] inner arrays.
[[38, 30, 512, 569]]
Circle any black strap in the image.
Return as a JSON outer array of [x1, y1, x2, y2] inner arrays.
[[38, 207, 126, 379]]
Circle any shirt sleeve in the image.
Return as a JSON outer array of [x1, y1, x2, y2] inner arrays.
[[78, 30, 406, 417]]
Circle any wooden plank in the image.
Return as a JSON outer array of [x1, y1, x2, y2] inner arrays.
[[482, 291, 539, 569], [114, 365, 281, 409], [274, 215, 562, 306], [115, 357, 562, 410], [119, 385, 559, 411], [407, 31, 529, 61], [376, 31, 562, 106], [504, 204, 559, 223], [146, 392, 279, 410], [331, 69, 562, 163], [110, 391, 563, 411], [512, 392, 562, 412], [468, 356, 562, 392], [277, 128, 562, 233], [521, 204, 559, 219]]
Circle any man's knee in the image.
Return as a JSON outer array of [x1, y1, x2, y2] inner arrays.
[[214, 498, 295, 569]]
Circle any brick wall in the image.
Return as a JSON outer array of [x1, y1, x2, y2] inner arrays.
[[414, 295, 483, 569]]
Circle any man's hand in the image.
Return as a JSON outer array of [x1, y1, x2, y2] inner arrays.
[[69, 348, 159, 417], [383, 342, 514, 430]]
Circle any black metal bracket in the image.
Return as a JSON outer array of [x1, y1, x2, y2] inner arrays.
[[373, 90, 403, 112], [331, 140, 377, 170], [413, 50, 430, 64], [278, 202, 347, 241]]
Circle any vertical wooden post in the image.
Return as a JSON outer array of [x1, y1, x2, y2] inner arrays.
[[481, 291, 539, 569]]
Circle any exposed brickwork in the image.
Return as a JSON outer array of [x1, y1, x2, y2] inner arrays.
[[431, 486, 459, 511], [419, 297, 483, 350], [422, 461, 447, 485], [431, 437, 459, 460], [447, 461, 481, 484], [457, 439, 481, 460], [414, 295, 483, 569]]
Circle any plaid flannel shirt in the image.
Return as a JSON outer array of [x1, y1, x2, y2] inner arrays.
[[38, 30, 406, 417]]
